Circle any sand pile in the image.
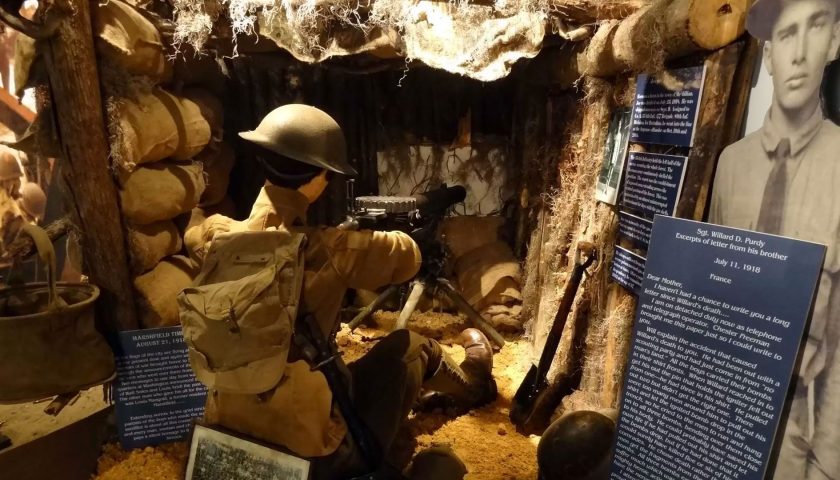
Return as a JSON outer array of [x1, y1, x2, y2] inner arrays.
[[94, 311, 538, 479]]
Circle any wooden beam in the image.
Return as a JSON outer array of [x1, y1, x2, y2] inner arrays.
[[720, 37, 762, 149], [675, 42, 744, 220], [581, 0, 749, 78], [43, 0, 138, 331], [0, 88, 35, 135]]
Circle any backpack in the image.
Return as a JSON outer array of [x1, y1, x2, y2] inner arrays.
[[178, 229, 305, 395]]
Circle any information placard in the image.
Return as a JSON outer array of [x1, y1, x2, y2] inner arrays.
[[621, 152, 688, 217], [611, 217, 825, 480], [611, 246, 645, 295], [112, 326, 207, 449], [630, 66, 706, 147], [618, 211, 654, 250]]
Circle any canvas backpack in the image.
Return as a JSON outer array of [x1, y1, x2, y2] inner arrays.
[[178, 229, 305, 395]]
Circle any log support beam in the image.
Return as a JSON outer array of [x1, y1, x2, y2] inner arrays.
[[42, 0, 138, 331]]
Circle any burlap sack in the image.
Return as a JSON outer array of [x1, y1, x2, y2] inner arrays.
[[127, 220, 184, 275], [93, 0, 171, 80], [183, 88, 224, 141], [112, 90, 211, 170], [134, 255, 197, 328], [198, 143, 235, 207], [120, 161, 206, 225], [441, 216, 504, 259], [454, 241, 521, 311]]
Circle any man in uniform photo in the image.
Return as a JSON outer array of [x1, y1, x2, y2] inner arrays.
[[710, 1, 840, 478]]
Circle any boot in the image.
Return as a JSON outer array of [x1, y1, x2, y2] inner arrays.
[[421, 329, 497, 409]]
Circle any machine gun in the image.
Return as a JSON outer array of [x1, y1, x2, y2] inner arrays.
[[341, 182, 505, 349]]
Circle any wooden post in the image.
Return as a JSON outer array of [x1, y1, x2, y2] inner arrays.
[[675, 42, 744, 220], [43, 0, 138, 330]]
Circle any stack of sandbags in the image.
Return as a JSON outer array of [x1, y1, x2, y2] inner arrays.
[[91, 0, 235, 329], [442, 216, 523, 331]]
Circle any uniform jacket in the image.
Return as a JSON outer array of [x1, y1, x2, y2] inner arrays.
[[710, 109, 840, 386], [185, 185, 421, 457]]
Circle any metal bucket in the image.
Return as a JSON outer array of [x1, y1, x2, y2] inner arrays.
[[0, 224, 115, 403]]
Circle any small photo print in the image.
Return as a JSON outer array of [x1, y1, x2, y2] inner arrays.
[[185, 424, 311, 480], [595, 108, 632, 205]]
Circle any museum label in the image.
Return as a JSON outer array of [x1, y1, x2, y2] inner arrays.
[[611, 217, 825, 480], [112, 326, 208, 449], [630, 65, 706, 147], [621, 152, 688, 217], [618, 211, 654, 250]]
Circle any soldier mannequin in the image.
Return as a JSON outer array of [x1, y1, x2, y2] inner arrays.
[[186, 105, 496, 479]]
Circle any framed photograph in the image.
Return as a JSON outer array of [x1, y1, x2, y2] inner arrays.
[[185, 423, 311, 480], [595, 108, 632, 205]]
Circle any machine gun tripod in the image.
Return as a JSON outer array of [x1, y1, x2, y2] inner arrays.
[[341, 183, 505, 349]]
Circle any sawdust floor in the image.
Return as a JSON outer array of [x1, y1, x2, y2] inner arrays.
[[94, 311, 539, 480]]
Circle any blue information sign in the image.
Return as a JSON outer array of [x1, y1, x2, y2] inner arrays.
[[618, 211, 654, 250], [630, 66, 706, 147], [612, 246, 646, 295], [112, 326, 207, 449], [621, 152, 688, 217], [611, 217, 825, 480]]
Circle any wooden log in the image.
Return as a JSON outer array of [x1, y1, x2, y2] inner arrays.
[[675, 42, 743, 220], [552, 0, 646, 23], [599, 285, 636, 408], [581, 0, 749, 78], [580, 20, 622, 78], [663, 0, 751, 56], [43, 0, 138, 330], [4, 217, 70, 260]]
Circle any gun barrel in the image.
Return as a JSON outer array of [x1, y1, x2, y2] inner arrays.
[[414, 185, 467, 216]]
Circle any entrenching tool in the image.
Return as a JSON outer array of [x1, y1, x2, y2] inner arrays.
[[510, 242, 597, 433]]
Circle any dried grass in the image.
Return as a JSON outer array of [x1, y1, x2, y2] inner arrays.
[[172, 0, 549, 69]]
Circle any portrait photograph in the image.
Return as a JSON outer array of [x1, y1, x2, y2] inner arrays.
[[709, 1, 840, 478]]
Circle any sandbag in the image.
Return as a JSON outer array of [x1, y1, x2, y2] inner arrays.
[[111, 90, 211, 170], [120, 161, 206, 225], [134, 255, 197, 328], [93, 0, 171, 80], [198, 143, 235, 207], [442, 216, 504, 259], [183, 88, 224, 141], [454, 241, 522, 311], [127, 220, 184, 275]]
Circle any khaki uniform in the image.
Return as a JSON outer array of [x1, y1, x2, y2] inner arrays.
[[186, 185, 431, 475], [710, 109, 840, 480]]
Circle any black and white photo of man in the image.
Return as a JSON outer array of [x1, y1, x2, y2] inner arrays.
[[710, 1, 840, 478]]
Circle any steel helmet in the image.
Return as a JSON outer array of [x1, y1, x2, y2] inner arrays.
[[0, 151, 22, 181], [19, 182, 46, 221], [238, 104, 357, 176], [537, 411, 615, 480]]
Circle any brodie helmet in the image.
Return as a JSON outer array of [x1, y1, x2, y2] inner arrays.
[[19, 182, 46, 221], [238, 104, 357, 176], [0, 151, 22, 182], [537, 411, 616, 480]]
